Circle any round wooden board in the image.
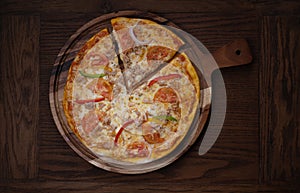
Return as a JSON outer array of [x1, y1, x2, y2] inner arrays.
[[49, 10, 211, 174]]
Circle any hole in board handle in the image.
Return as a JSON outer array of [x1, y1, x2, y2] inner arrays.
[[235, 49, 241, 56]]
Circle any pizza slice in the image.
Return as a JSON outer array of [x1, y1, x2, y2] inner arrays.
[[111, 17, 184, 90], [63, 28, 128, 153]]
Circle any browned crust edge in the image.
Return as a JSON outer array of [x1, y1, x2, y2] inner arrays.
[[62, 29, 109, 141]]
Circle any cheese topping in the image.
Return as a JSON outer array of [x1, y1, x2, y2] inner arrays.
[[63, 19, 200, 164]]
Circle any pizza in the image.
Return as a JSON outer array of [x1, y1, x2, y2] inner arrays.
[[63, 17, 200, 163]]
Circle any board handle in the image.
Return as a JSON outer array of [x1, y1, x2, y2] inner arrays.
[[212, 39, 253, 69]]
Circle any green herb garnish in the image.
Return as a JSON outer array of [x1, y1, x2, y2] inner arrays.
[[79, 70, 106, 78], [152, 115, 178, 122]]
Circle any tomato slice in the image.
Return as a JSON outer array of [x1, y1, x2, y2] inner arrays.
[[95, 78, 113, 101], [142, 123, 165, 144], [143, 133, 165, 144], [146, 46, 174, 63], [126, 141, 149, 158], [81, 110, 105, 134], [148, 74, 181, 87], [154, 87, 178, 103]]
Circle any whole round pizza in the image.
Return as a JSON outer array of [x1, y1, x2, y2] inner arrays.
[[63, 17, 200, 163]]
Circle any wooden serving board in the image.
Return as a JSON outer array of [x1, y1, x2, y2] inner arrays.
[[49, 10, 252, 174]]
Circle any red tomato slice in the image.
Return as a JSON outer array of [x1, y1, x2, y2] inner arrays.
[[154, 87, 178, 103], [95, 78, 113, 101], [142, 123, 164, 144], [146, 46, 173, 62], [148, 74, 181, 87]]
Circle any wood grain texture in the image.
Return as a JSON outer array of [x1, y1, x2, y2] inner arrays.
[[0, 181, 297, 193], [38, 11, 259, 184], [1, 0, 300, 16], [0, 16, 40, 180], [0, 0, 299, 192], [260, 16, 300, 183]]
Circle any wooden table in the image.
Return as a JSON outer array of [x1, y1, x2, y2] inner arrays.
[[1, 1, 299, 192]]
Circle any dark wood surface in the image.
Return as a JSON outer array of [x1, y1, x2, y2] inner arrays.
[[0, 0, 299, 192]]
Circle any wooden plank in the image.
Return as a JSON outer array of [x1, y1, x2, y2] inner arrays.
[[255, 1, 300, 16], [0, 16, 40, 179], [39, 12, 259, 183], [1, 0, 300, 16], [0, 181, 297, 193], [260, 16, 300, 183], [0, 0, 299, 192], [0, 0, 41, 14]]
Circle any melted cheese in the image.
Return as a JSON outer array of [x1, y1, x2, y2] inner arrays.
[[64, 22, 199, 165]]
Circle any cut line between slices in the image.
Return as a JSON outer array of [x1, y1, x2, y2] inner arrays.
[[107, 17, 188, 93]]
